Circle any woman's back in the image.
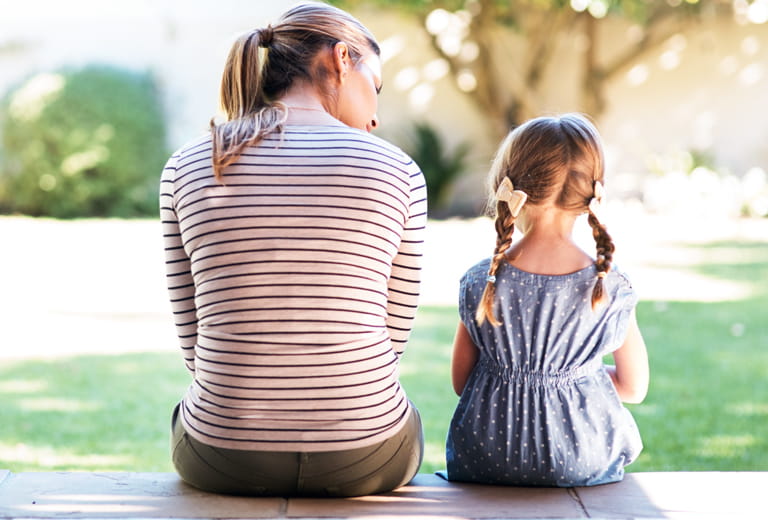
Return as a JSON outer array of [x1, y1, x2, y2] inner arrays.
[[162, 125, 426, 452], [164, 2, 427, 497]]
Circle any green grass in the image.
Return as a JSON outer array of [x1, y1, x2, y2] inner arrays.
[[0, 354, 187, 471], [1, 240, 767, 474]]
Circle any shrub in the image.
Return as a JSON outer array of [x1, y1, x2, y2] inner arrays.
[[0, 65, 167, 218], [402, 122, 469, 213]]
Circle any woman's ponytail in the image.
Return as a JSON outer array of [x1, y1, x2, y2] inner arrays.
[[210, 29, 286, 181]]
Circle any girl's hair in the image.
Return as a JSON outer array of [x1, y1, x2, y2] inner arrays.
[[477, 113, 614, 326], [210, 2, 380, 181]]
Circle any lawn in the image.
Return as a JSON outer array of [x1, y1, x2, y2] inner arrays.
[[1, 239, 767, 474]]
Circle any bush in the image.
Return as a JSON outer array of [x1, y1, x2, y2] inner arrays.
[[0, 65, 168, 218], [402, 122, 469, 213]]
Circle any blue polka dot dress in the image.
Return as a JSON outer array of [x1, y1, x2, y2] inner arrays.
[[445, 258, 643, 487]]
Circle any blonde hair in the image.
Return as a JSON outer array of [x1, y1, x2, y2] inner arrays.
[[477, 113, 613, 326], [210, 2, 380, 181]]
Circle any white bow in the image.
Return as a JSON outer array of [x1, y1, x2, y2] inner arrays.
[[589, 181, 605, 217], [496, 177, 528, 217]]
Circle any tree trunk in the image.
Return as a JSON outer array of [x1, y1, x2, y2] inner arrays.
[[582, 13, 604, 117]]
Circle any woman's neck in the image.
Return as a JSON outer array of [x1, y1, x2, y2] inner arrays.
[[278, 84, 342, 126]]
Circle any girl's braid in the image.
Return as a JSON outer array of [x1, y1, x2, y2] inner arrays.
[[476, 202, 515, 326], [587, 210, 615, 309]]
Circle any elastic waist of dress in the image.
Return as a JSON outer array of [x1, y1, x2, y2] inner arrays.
[[477, 357, 601, 388]]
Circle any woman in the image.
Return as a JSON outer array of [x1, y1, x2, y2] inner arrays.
[[160, 2, 426, 497]]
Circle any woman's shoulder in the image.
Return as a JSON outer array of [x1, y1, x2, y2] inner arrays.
[[338, 127, 419, 170], [285, 125, 419, 172], [356, 130, 419, 170], [171, 133, 213, 160]]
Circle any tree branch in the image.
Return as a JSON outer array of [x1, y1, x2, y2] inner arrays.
[[597, 6, 698, 81]]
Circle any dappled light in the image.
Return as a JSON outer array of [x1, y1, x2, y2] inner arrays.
[[736, 0, 768, 24], [738, 61, 764, 84], [0, 380, 47, 394], [7, 72, 65, 121], [17, 398, 100, 413], [698, 434, 757, 461], [0, 443, 133, 470], [626, 63, 650, 85], [425, 9, 470, 57], [571, 0, 610, 18], [0, 350, 187, 472]]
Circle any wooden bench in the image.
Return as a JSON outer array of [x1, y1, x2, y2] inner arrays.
[[0, 470, 765, 519]]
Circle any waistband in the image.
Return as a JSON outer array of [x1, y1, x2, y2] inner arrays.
[[477, 357, 601, 388]]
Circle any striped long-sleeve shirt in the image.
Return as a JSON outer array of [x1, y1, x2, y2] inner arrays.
[[160, 125, 427, 452]]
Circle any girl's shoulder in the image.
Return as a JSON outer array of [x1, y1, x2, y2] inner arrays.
[[461, 258, 493, 283], [606, 264, 638, 309], [608, 264, 635, 289]]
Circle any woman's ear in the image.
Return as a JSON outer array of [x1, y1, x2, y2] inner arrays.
[[332, 42, 350, 83]]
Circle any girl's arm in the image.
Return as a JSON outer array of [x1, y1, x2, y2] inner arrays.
[[606, 309, 649, 404], [451, 322, 480, 396]]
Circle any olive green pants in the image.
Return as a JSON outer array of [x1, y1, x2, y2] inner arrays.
[[171, 403, 424, 497]]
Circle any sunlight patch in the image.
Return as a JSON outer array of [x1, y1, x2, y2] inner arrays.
[[633, 267, 754, 302], [729, 402, 768, 417], [0, 442, 133, 469], [698, 434, 756, 458], [18, 397, 101, 412], [0, 379, 48, 393]]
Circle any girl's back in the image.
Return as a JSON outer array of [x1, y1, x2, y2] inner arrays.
[[446, 259, 642, 486], [444, 113, 648, 487]]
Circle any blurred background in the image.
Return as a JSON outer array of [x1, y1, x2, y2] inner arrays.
[[2, 0, 768, 218], [1, 0, 767, 475]]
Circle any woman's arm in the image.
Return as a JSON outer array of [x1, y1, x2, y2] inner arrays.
[[160, 154, 198, 375], [451, 322, 480, 396], [606, 309, 649, 404], [386, 164, 427, 355]]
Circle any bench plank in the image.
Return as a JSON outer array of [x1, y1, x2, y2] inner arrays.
[[0, 471, 765, 519]]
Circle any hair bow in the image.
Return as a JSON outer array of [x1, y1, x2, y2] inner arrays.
[[496, 177, 528, 217], [588, 180, 605, 216]]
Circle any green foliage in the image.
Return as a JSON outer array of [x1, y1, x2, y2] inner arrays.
[[331, 0, 706, 26], [0, 65, 167, 218], [402, 122, 469, 212]]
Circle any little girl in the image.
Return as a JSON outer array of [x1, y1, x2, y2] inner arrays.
[[444, 113, 649, 487]]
